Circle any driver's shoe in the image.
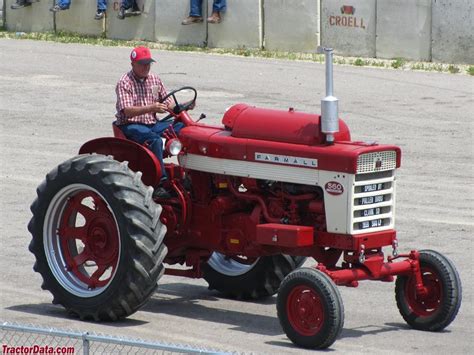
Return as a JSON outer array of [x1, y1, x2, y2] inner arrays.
[[11, 0, 32, 9]]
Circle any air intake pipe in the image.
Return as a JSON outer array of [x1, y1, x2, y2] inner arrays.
[[318, 47, 339, 144]]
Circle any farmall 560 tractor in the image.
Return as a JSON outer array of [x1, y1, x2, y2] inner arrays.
[[28, 48, 461, 349]]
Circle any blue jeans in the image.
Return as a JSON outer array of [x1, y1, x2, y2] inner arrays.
[[120, 121, 184, 179], [58, 0, 107, 11], [120, 0, 135, 10], [190, 0, 226, 17]]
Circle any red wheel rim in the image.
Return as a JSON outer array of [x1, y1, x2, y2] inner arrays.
[[58, 190, 120, 290], [286, 285, 325, 336], [404, 265, 443, 317]]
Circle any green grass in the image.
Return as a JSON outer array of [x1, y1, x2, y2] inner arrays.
[[391, 58, 406, 69], [354, 58, 365, 66], [448, 65, 460, 74], [0, 30, 470, 75]]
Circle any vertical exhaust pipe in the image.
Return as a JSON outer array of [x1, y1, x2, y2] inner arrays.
[[318, 47, 339, 144]]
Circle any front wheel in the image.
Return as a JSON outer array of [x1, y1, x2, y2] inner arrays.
[[395, 250, 462, 331], [277, 268, 344, 349]]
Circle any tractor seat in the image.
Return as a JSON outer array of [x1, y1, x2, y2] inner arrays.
[[112, 122, 127, 139]]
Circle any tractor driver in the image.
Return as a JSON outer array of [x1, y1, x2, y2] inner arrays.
[[115, 46, 184, 186]]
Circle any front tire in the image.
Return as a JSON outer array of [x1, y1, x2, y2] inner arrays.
[[28, 154, 167, 321], [395, 250, 462, 331], [277, 268, 344, 349]]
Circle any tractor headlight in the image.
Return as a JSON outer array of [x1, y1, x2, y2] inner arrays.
[[166, 139, 183, 156]]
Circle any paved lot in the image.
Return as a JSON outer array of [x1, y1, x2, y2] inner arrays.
[[0, 39, 472, 354]]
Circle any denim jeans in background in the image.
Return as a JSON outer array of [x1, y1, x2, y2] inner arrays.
[[57, 0, 107, 11], [120, 0, 133, 10], [190, 0, 226, 17], [120, 121, 184, 179]]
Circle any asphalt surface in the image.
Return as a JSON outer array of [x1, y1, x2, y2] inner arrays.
[[0, 39, 473, 354]]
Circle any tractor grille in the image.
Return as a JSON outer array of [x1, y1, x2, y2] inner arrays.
[[350, 170, 396, 234], [357, 151, 397, 174]]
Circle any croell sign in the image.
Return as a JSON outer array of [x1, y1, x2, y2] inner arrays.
[[329, 5, 366, 29]]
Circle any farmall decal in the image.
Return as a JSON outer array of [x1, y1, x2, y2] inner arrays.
[[325, 181, 344, 196], [329, 5, 366, 29], [255, 153, 317, 168]]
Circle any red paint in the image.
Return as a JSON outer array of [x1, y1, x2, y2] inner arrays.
[[79, 137, 163, 187], [341, 5, 355, 15], [256, 224, 314, 247], [403, 265, 443, 316], [287, 286, 325, 336], [59, 190, 119, 288]]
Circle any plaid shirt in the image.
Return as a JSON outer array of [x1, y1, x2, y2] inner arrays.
[[115, 70, 170, 125]]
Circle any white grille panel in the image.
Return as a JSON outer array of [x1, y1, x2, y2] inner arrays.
[[357, 151, 397, 174], [350, 171, 396, 234]]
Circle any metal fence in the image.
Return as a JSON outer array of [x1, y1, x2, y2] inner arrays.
[[1, 321, 232, 355]]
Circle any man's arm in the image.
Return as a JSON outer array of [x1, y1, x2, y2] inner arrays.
[[123, 102, 169, 118]]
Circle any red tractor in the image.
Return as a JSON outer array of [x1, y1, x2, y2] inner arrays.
[[28, 48, 461, 349]]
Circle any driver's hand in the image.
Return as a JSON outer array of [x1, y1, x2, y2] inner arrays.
[[186, 100, 196, 110], [152, 102, 169, 114]]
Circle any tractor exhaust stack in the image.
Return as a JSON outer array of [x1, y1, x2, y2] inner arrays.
[[318, 47, 339, 144]]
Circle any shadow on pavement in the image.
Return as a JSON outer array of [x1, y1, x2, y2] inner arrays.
[[142, 282, 283, 336], [158, 281, 277, 305], [5, 303, 148, 327]]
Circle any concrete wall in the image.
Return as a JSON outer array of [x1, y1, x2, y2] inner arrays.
[[55, 0, 103, 37], [264, 0, 320, 52], [432, 0, 474, 64], [321, 0, 376, 57], [376, 0, 432, 61], [155, 0, 207, 47], [5, 0, 53, 33], [4, 0, 473, 64], [106, 0, 155, 41], [207, 0, 262, 49]]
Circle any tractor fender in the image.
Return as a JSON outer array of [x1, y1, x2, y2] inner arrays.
[[79, 137, 162, 187]]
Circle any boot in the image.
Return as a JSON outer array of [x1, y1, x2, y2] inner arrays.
[[181, 16, 204, 25], [207, 11, 222, 24], [11, 0, 32, 9]]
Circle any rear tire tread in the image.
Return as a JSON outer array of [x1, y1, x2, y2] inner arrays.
[[29, 154, 167, 321]]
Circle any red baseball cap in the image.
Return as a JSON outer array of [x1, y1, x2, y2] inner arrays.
[[130, 46, 156, 64]]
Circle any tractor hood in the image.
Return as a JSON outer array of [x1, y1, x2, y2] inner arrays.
[[178, 104, 401, 179], [222, 104, 350, 145]]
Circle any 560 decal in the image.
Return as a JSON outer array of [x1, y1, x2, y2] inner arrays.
[[325, 181, 344, 195]]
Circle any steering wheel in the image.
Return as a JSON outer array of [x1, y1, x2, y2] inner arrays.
[[159, 86, 197, 122]]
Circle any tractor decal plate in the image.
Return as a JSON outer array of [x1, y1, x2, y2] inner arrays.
[[255, 152, 318, 168], [325, 181, 344, 195], [179, 154, 319, 186]]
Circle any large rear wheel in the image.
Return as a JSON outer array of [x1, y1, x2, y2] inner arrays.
[[28, 154, 167, 320], [395, 250, 462, 331]]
